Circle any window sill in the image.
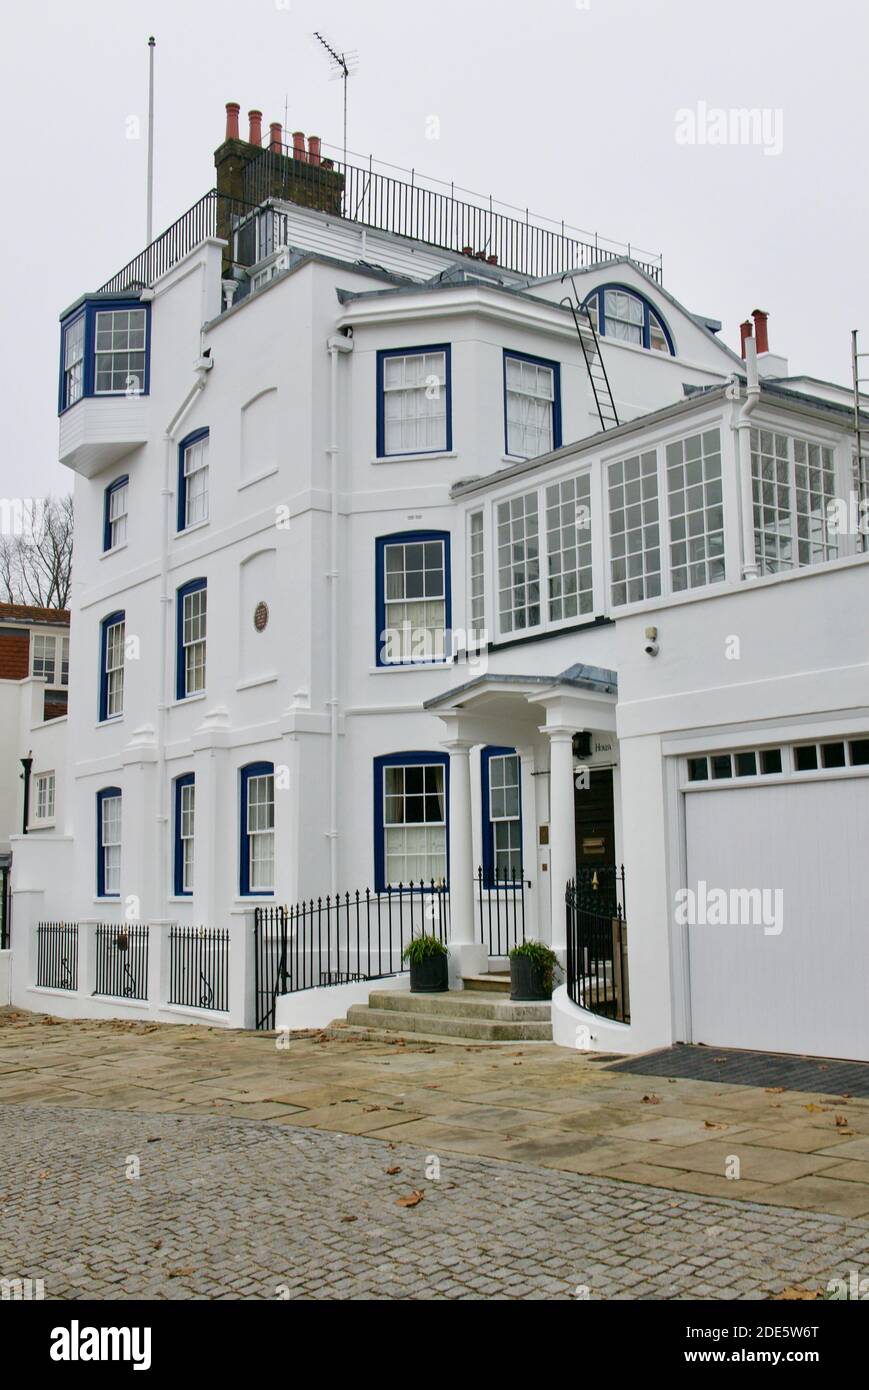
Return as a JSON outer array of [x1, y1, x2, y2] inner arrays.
[[173, 692, 207, 708], [93, 897, 121, 905], [372, 451, 457, 465], [28, 821, 56, 832], [370, 661, 454, 674], [175, 519, 210, 539], [96, 716, 124, 729], [167, 896, 193, 904], [236, 674, 279, 692], [100, 542, 128, 560], [238, 466, 279, 492]]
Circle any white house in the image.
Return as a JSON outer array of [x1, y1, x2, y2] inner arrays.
[[9, 104, 869, 1061]]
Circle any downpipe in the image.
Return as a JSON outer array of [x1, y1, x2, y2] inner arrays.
[[734, 335, 761, 579], [326, 332, 354, 894]]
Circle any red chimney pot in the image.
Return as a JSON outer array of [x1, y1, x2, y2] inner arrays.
[[293, 131, 306, 162], [269, 122, 283, 154], [752, 308, 770, 355], [308, 135, 322, 167], [740, 319, 754, 360], [225, 102, 240, 142], [248, 109, 263, 146]]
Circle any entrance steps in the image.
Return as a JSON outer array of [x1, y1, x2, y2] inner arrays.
[[341, 986, 552, 1043]]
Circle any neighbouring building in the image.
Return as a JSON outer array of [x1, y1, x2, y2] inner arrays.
[[8, 103, 869, 1062]]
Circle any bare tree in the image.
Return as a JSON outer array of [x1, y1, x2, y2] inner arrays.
[[0, 494, 74, 610]]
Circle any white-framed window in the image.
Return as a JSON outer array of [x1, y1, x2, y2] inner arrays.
[[469, 510, 486, 634], [666, 430, 725, 592], [32, 634, 57, 683], [180, 584, 207, 697], [380, 537, 447, 664], [504, 354, 559, 459], [382, 761, 447, 887], [546, 473, 593, 622], [100, 793, 122, 897], [94, 308, 147, 394], [486, 752, 522, 881], [497, 492, 540, 633], [246, 771, 275, 893], [182, 435, 209, 528], [751, 429, 838, 574], [104, 618, 125, 719], [379, 348, 450, 456], [63, 315, 85, 408], [603, 289, 644, 345], [583, 286, 673, 354], [106, 479, 128, 550], [607, 450, 661, 606], [179, 781, 195, 893], [61, 637, 69, 685], [34, 772, 56, 823]]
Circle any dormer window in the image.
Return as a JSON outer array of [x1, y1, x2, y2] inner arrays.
[[58, 298, 151, 413], [583, 285, 674, 355]]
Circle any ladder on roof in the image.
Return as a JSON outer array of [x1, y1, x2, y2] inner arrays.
[[561, 275, 620, 432]]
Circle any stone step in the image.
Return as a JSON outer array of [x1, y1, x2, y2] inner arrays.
[[344, 1005, 552, 1042], [462, 973, 511, 995], [365, 988, 550, 1023]]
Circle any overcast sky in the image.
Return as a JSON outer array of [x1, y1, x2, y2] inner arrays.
[[2, 0, 867, 499]]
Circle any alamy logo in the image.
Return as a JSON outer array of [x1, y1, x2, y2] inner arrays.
[[0, 497, 47, 541], [1, 1276, 45, 1300], [674, 881, 784, 936], [675, 101, 784, 157], [49, 1320, 152, 1371]]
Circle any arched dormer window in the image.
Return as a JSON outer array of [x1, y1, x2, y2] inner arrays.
[[582, 285, 675, 355]]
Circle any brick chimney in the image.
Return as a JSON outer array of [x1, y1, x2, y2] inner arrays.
[[740, 319, 753, 359], [740, 308, 789, 379], [752, 308, 770, 355], [214, 101, 345, 275]]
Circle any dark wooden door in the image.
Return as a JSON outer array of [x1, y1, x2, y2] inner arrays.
[[574, 769, 616, 869]]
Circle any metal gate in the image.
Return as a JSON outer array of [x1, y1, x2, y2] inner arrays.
[[254, 906, 289, 1031]]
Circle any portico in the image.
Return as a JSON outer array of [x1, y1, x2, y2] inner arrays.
[[424, 663, 619, 977]]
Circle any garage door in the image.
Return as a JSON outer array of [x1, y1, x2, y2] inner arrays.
[[685, 778, 869, 1061]]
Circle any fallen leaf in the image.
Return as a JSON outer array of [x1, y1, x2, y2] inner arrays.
[[704, 1121, 727, 1130], [362, 1106, 382, 1114], [779, 1287, 819, 1301], [835, 1114, 849, 1128], [167, 1267, 196, 1279], [804, 1103, 829, 1114], [642, 1094, 661, 1106], [766, 1087, 785, 1095], [385, 1166, 402, 1176], [151, 1238, 163, 1250], [397, 1190, 425, 1209], [713, 1057, 728, 1064], [341, 1215, 357, 1224], [147, 1137, 162, 1144]]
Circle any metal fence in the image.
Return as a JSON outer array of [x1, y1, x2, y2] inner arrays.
[[476, 867, 528, 956], [97, 191, 258, 294], [168, 926, 230, 1013], [93, 924, 149, 1001], [36, 922, 79, 992], [0, 864, 9, 950], [254, 882, 450, 1029], [565, 867, 629, 1024]]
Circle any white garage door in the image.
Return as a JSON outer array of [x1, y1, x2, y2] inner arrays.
[[685, 778, 869, 1061]]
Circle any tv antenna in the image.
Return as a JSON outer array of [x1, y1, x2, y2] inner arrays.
[[313, 31, 359, 169]]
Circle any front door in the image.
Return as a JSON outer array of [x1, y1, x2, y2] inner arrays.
[[574, 768, 616, 870]]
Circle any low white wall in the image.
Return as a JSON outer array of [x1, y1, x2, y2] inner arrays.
[[551, 984, 664, 1055], [0, 950, 11, 1006], [275, 973, 409, 1033]]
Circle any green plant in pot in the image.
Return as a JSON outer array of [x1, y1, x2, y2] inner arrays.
[[508, 941, 561, 1001], [402, 934, 449, 994]]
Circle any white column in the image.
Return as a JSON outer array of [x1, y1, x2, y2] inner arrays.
[[444, 740, 487, 984], [547, 727, 576, 953]]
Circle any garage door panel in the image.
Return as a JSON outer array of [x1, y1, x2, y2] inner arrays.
[[686, 779, 869, 1062]]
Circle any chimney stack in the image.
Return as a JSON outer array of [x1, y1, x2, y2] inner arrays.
[[225, 103, 240, 142], [307, 135, 322, 167], [752, 308, 770, 355], [269, 122, 283, 154], [292, 131, 306, 163], [248, 109, 263, 146], [740, 319, 754, 359]]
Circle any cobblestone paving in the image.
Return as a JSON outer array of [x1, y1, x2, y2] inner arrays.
[[2, 1104, 868, 1301]]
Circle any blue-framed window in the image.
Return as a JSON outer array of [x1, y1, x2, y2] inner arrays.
[[582, 284, 675, 355], [174, 774, 195, 897], [176, 579, 207, 701], [375, 531, 452, 666], [240, 762, 275, 897], [96, 787, 122, 899], [376, 345, 452, 457], [481, 747, 523, 886], [98, 611, 125, 722], [503, 350, 562, 459], [103, 476, 129, 552], [177, 428, 210, 532], [58, 298, 151, 413], [374, 752, 449, 892]]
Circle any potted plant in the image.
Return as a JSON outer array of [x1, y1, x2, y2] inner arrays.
[[402, 934, 449, 994], [509, 941, 561, 1001]]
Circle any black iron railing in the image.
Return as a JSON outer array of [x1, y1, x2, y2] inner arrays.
[[566, 866, 629, 1023], [93, 924, 149, 1002], [36, 922, 78, 992], [476, 867, 528, 956], [0, 864, 9, 950], [168, 926, 230, 1013], [97, 191, 259, 294], [254, 882, 449, 1029]]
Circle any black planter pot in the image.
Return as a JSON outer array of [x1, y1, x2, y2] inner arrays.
[[409, 953, 449, 994], [510, 955, 551, 1002]]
